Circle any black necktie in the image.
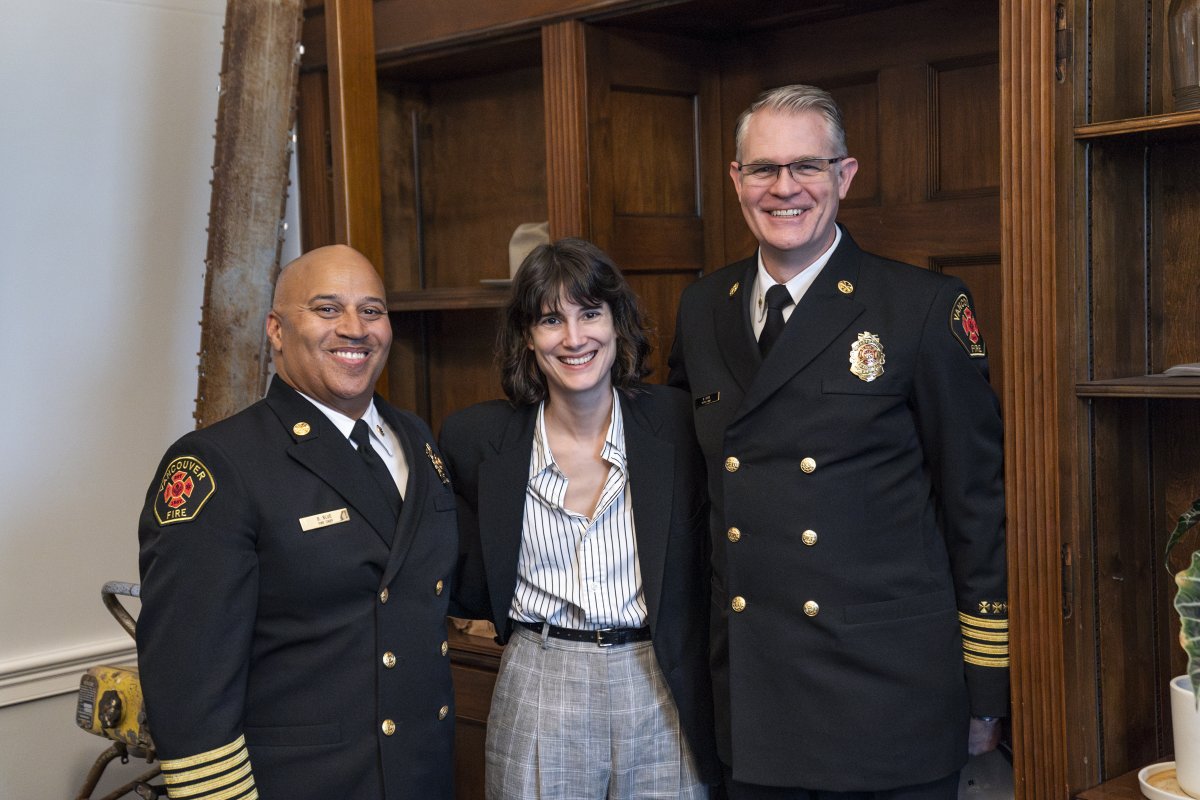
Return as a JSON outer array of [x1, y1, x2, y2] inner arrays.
[[351, 419, 402, 519], [758, 284, 794, 357]]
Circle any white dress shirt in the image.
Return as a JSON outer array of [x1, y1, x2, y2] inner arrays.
[[510, 390, 647, 630], [297, 391, 408, 499], [751, 224, 843, 339]]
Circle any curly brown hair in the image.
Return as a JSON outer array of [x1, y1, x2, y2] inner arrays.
[[498, 238, 652, 406]]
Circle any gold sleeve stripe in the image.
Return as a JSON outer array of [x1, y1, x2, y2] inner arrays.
[[963, 640, 1009, 656], [964, 653, 1010, 668], [167, 774, 257, 800], [164, 763, 254, 799], [959, 611, 1008, 630], [962, 627, 1009, 643], [163, 747, 249, 785], [160, 735, 248, 771]]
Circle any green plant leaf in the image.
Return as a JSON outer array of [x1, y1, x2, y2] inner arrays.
[[1176, 552, 1200, 705], [1165, 499, 1200, 704], [1165, 498, 1200, 571]]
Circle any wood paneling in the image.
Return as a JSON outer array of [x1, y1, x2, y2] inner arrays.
[[544, 20, 590, 239], [934, 59, 1002, 196], [1000, 1, 1071, 797], [418, 68, 547, 287], [297, 71, 335, 251], [324, 0, 384, 267]]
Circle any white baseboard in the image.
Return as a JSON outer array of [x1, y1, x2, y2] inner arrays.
[[0, 639, 138, 708]]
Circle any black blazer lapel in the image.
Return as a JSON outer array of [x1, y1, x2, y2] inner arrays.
[[713, 259, 760, 393], [621, 394, 673, 635], [378, 404, 435, 586], [476, 407, 537, 632], [264, 378, 397, 548], [734, 234, 866, 424]]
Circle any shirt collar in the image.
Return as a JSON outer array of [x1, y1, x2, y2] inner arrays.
[[295, 391, 395, 457], [753, 224, 842, 321], [531, 388, 627, 479]]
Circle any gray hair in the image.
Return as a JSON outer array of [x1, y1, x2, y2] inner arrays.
[[733, 84, 847, 161]]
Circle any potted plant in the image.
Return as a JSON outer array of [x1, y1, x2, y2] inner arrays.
[[1166, 498, 1200, 797]]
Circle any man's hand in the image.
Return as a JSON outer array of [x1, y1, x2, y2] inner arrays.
[[968, 716, 1001, 755]]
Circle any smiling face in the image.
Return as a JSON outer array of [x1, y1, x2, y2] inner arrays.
[[266, 245, 392, 418], [527, 293, 618, 406], [730, 108, 858, 282]]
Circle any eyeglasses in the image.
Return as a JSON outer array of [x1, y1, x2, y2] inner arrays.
[[735, 157, 847, 184]]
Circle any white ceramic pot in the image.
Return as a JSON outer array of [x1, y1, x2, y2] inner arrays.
[[1172, 674, 1200, 797]]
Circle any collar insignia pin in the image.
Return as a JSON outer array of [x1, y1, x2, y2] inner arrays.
[[425, 443, 450, 485], [293, 421, 311, 436]]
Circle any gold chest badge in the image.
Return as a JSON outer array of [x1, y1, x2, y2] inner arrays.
[[849, 331, 885, 382]]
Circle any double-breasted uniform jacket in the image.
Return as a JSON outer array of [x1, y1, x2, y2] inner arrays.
[[437, 384, 721, 784], [137, 376, 458, 800], [667, 227, 1008, 791]]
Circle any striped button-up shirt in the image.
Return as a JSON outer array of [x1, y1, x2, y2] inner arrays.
[[510, 392, 647, 630]]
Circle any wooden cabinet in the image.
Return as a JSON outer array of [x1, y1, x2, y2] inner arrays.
[[1059, 1, 1200, 792], [292, 1, 1200, 798]]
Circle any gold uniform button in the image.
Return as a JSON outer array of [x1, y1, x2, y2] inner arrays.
[[382, 651, 396, 669], [727, 527, 741, 543], [731, 596, 746, 613], [381, 719, 396, 736], [803, 600, 820, 617], [379, 588, 389, 604], [438, 705, 450, 721], [441, 641, 449, 656], [725, 457, 740, 472], [435, 579, 444, 596], [801, 529, 818, 546], [800, 457, 817, 473]]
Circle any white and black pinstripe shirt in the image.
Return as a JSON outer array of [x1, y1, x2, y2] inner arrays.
[[509, 392, 647, 630]]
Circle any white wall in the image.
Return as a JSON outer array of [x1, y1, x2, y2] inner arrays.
[[0, 1, 299, 794]]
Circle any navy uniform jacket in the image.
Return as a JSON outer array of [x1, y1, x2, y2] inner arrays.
[[137, 376, 457, 800], [668, 228, 1007, 790], [438, 385, 720, 784]]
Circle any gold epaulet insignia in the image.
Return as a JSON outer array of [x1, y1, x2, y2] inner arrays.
[[426, 443, 450, 485], [959, 610, 1009, 668], [159, 734, 258, 798], [153, 456, 217, 526]]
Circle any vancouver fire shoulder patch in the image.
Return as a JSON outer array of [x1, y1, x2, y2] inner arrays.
[[153, 455, 216, 526], [949, 293, 987, 358]]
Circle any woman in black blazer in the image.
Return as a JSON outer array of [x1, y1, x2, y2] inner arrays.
[[440, 238, 718, 799]]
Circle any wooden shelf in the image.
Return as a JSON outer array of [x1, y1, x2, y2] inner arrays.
[[1074, 767, 1143, 799], [1076, 375, 1200, 398], [387, 286, 510, 312], [1074, 109, 1200, 141]]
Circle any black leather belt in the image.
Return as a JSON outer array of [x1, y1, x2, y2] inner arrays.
[[513, 619, 651, 647]]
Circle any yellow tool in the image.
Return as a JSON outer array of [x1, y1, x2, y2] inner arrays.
[[73, 581, 162, 800]]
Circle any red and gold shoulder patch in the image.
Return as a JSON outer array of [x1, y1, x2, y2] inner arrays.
[[950, 293, 987, 358], [153, 455, 216, 526]]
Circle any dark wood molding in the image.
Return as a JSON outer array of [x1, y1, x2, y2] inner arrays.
[[324, 0, 384, 267], [542, 20, 591, 239], [1000, 3, 1069, 798]]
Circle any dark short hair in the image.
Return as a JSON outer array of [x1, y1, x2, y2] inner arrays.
[[498, 238, 651, 406]]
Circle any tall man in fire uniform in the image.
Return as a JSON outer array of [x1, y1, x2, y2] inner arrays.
[[668, 85, 1008, 798], [137, 245, 458, 799]]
